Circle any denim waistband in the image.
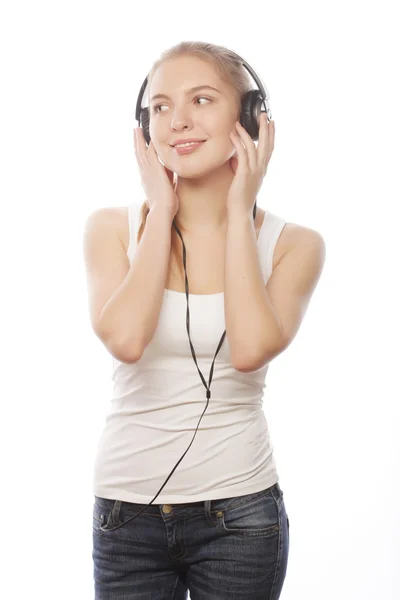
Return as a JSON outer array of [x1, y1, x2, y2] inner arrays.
[[94, 481, 283, 518]]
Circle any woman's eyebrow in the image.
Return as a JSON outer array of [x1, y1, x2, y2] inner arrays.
[[150, 85, 222, 103]]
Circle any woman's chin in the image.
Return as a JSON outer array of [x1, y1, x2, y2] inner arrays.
[[173, 157, 232, 179]]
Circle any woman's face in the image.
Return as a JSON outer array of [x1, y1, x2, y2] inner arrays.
[[147, 56, 239, 177]]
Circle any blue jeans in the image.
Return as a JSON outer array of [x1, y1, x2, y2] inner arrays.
[[92, 482, 289, 599]]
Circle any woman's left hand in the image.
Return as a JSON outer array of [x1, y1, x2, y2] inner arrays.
[[227, 113, 275, 216]]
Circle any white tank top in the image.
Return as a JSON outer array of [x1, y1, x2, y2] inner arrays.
[[93, 202, 287, 504]]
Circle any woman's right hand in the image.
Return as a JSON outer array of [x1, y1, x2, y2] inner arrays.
[[133, 127, 179, 219]]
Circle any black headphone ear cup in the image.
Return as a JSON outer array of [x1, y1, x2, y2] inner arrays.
[[139, 106, 151, 146], [240, 90, 265, 142], [239, 91, 260, 221]]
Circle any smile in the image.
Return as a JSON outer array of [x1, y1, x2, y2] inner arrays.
[[173, 141, 206, 155]]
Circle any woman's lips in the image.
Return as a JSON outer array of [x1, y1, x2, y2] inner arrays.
[[173, 141, 206, 155]]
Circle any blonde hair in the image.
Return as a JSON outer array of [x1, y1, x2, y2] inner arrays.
[[136, 41, 253, 284]]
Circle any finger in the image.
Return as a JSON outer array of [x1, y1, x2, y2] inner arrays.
[[229, 131, 248, 170], [137, 128, 150, 166], [234, 122, 257, 171], [134, 128, 146, 167], [268, 120, 275, 160], [147, 139, 162, 169], [264, 118, 275, 168], [255, 113, 270, 170], [166, 167, 175, 187]]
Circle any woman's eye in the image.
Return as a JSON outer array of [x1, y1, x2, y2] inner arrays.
[[194, 96, 211, 105], [153, 96, 211, 114]]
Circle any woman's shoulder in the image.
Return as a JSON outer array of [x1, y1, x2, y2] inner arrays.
[[111, 205, 131, 254], [107, 203, 315, 260]]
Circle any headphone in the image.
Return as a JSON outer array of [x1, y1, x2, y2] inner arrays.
[[100, 50, 272, 532], [135, 52, 272, 220]]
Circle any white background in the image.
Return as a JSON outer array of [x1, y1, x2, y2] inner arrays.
[[1, 0, 399, 598]]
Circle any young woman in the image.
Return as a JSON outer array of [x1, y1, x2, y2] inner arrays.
[[84, 41, 326, 599]]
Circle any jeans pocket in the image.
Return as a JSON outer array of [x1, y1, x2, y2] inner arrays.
[[216, 489, 280, 538], [93, 497, 122, 536]]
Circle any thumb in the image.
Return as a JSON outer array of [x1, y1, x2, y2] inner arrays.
[[165, 166, 175, 187], [229, 155, 238, 175]]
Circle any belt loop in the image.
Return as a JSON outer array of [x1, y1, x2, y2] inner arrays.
[[204, 499, 216, 526], [110, 499, 122, 526], [274, 481, 283, 499]]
